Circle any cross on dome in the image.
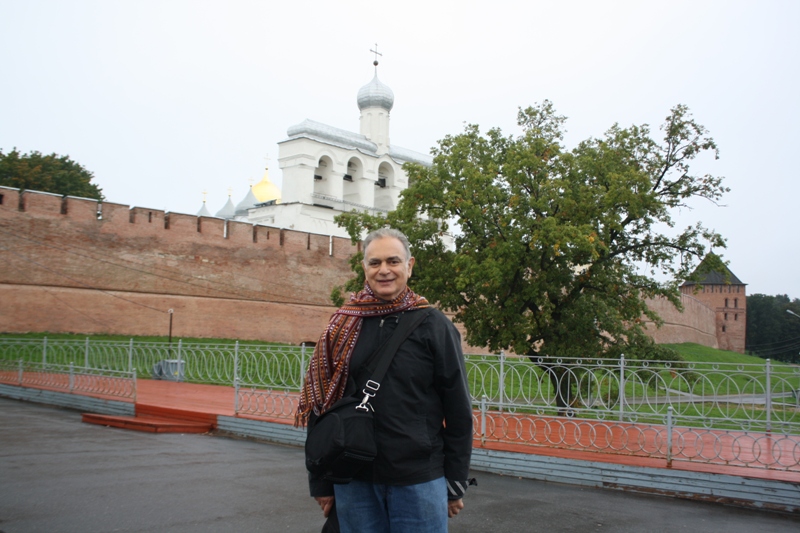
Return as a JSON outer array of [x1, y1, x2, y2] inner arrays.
[[370, 43, 382, 68]]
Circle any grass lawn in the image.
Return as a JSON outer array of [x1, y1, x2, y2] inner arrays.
[[0, 332, 292, 347]]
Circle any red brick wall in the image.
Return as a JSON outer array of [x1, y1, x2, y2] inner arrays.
[[0, 283, 336, 344], [0, 188, 357, 343], [642, 294, 718, 348]]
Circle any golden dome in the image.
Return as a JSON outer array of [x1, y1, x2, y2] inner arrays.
[[251, 168, 282, 203]]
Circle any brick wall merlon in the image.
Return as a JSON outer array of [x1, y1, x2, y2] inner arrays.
[[99, 202, 132, 228], [227, 220, 257, 243], [198, 216, 225, 239], [332, 235, 358, 259], [21, 189, 63, 216], [308, 233, 330, 254], [65, 197, 100, 221], [282, 228, 313, 252], [0, 187, 20, 215], [130, 207, 166, 229], [164, 212, 197, 235], [253, 225, 272, 246]]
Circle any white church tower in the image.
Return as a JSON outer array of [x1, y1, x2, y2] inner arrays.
[[247, 55, 431, 237]]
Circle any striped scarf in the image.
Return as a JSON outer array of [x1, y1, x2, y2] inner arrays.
[[294, 284, 429, 426]]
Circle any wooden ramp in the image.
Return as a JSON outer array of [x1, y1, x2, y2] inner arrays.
[[82, 413, 213, 433], [81, 381, 225, 433]]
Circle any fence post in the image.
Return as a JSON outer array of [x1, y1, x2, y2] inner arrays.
[[128, 339, 134, 373], [299, 343, 307, 388], [765, 358, 772, 433], [132, 369, 137, 403], [18, 360, 23, 385], [177, 339, 183, 381], [498, 350, 505, 413], [666, 406, 673, 468], [234, 377, 240, 414], [42, 337, 47, 365], [234, 341, 239, 384], [619, 354, 626, 422], [480, 395, 487, 446], [69, 362, 75, 392], [84, 337, 90, 368]]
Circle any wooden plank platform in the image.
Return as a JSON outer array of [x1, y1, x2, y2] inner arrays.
[[81, 413, 213, 433]]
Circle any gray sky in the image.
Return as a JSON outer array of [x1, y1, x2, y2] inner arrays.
[[2, 0, 798, 299]]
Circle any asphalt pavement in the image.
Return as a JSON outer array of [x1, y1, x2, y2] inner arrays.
[[1, 397, 798, 533]]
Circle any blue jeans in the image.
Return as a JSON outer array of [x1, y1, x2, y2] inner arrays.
[[333, 477, 448, 533]]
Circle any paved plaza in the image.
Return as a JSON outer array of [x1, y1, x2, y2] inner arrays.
[[1, 397, 799, 533]]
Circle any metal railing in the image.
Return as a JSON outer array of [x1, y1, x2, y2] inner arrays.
[[467, 352, 800, 433], [0, 358, 136, 400], [0, 338, 308, 390], [234, 379, 299, 419], [2, 338, 799, 470]]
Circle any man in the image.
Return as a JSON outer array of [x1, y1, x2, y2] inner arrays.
[[296, 228, 473, 532]]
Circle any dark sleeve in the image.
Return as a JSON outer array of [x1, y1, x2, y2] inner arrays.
[[429, 310, 473, 493], [306, 412, 335, 498]]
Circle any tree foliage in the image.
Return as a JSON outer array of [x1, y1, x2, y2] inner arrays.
[[0, 148, 104, 200], [337, 102, 727, 361], [746, 294, 800, 364]]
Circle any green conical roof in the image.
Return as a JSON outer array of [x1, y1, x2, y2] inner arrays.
[[681, 253, 745, 286]]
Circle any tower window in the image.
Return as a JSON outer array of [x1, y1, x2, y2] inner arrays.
[[343, 174, 353, 182], [734, 298, 738, 308], [725, 298, 729, 308]]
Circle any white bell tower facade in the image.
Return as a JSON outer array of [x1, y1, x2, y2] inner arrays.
[[247, 55, 431, 237]]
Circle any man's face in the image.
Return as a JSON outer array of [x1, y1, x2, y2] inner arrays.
[[362, 236, 415, 301]]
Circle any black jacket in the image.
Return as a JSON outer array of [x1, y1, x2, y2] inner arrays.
[[308, 307, 473, 497]]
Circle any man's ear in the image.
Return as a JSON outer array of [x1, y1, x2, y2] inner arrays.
[[408, 256, 415, 275]]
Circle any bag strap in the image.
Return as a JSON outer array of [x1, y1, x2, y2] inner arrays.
[[357, 308, 431, 409]]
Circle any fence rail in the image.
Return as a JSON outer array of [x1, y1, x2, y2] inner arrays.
[[2, 338, 799, 470], [234, 379, 300, 420], [0, 359, 136, 400]]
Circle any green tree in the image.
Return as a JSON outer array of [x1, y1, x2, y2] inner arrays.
[[746, 294, 800, 364], [336, 102, 727, 411], [0, 148, 104, 200]]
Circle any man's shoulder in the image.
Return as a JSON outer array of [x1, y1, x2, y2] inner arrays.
[[413, 307, 459, 334]]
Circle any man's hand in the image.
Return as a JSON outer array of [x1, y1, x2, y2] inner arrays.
[[315, 496, 335, 518], [448, 498, 464, 518]]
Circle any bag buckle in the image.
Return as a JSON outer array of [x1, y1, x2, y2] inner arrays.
[[357, 380, 380, 411]]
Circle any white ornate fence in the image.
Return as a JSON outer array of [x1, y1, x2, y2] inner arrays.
[[2, 338, 799, 470], [0, 358, 136, 400]]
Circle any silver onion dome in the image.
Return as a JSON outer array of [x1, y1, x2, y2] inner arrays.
[[357, 74, 394, 111]]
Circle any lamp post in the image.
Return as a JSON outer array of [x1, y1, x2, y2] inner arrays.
[[788, 310, 800, 364]]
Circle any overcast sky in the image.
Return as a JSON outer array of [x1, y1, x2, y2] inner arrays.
[[2, 0, 798, 299]]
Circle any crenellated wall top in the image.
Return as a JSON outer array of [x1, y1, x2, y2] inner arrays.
[[0, 186, 359, 257]]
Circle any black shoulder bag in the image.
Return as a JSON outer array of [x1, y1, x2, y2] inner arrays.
[[305, 308, 431, 484]]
